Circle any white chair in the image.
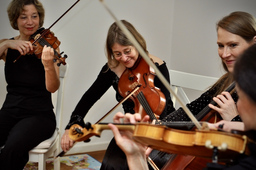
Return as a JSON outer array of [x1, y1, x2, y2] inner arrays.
[[28, 64, 68, 170], [169, 69, 218, 107]]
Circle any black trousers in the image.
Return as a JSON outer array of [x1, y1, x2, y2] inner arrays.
[[0, 108, 56, 170], [100, 138, 171, 170], [100, 138, 129, 170]]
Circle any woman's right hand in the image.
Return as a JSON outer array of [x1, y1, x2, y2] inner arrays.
[[5, 39, 33, 55], [209, 91, 239, 120], [61, 129, 75, 152]]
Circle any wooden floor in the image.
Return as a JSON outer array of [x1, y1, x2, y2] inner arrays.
[[83, 150, 106, 163]]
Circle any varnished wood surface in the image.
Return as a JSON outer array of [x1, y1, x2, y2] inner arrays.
[[67, 150, 106, 163], [86, 150, 106, 163]]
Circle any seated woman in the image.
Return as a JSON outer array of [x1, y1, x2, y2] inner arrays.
[[0, 0, 60, 169]]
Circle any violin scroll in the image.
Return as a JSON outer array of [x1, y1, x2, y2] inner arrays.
[[69, 123, 135, 142]]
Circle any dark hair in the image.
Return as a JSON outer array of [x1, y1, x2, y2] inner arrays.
[[234, 44, 256, 103], [211, 11, 256, 96], [105, 20, 148, 68], [7, 0, 45, 30]]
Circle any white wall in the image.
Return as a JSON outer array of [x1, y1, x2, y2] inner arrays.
[[0, 0, 256, 154]]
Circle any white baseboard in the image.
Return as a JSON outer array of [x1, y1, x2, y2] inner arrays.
[[65, 141, 109, 155]]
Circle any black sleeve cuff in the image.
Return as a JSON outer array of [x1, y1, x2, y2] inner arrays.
[[65, 115, 86, 130], [231, 115, 242, 122]]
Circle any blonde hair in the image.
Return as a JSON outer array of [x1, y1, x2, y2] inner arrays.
[[105, 20, 148, 68]]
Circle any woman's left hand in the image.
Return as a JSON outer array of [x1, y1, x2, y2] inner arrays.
[[109, 112, 149, 170], [209, 91, 238, 120], [109, 112, 149, 156], [207, 120, 245, 132], [41, 45, 55, 68], [41, 45, 60, 93]]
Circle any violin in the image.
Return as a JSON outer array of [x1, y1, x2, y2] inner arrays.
[[13, 0, 82, 66], [69, 122, 254, 161], [118, 56, 166, 121], [14, 27, 67, 66]]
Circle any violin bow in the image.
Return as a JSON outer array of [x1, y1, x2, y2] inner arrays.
[[99, 0, 202, 130], [95, 86, 140, 124], [35, 0, 81, 43]]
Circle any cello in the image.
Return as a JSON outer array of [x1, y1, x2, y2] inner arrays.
[[118, 55, 173, 169], [118, 56, 166, 122]]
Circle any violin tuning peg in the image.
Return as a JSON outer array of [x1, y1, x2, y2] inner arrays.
[[64, 54, 68, 58], [60, 51, 64, 55], [84, 122, 93, 130], [75, 128, 84, 135], [83, 139, 91, 143], [57, 63, 61, 67]]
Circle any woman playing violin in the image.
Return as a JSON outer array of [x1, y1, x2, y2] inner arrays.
[[61, 20, 175, 170], [109, 44, 256, 170], [160, 11, 256, 124], [0, 0, 59, 169], [202, 44, 256, 169]]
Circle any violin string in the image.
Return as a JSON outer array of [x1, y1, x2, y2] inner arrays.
[[99, 0, 202, 130], [39, 37, 60, 61]]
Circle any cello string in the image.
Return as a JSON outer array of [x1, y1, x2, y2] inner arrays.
[[137, 93, 152, 116], [137, 92, 158, 121], [147, 157, 160, 170], [99, 0, 202, 130]]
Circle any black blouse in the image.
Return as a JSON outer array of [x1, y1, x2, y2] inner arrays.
[[2, 47, 52, 111], [161, 81, 241, 124], [65, 62, 175, 129]]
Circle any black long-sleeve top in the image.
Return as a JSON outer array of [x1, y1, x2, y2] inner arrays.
[[65, 62, 175, 129], [161, 81, 241, 124]]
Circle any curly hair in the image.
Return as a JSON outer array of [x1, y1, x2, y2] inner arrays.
[[7, 0, 45, 30]]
